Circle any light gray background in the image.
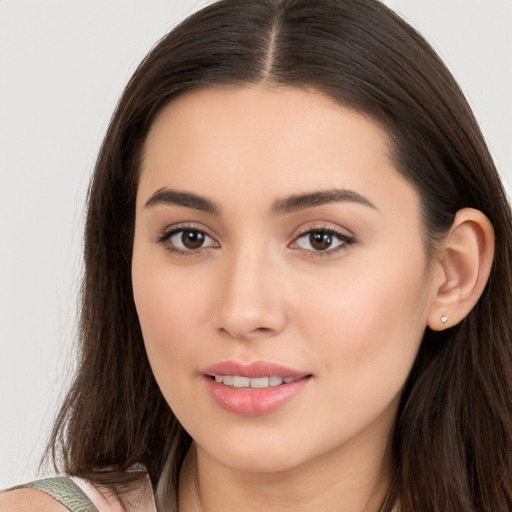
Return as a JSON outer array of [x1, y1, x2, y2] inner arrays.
[[1, 0, 511, 488]]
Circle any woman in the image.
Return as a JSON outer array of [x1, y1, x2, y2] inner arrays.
[[2, 0, 511, 511]]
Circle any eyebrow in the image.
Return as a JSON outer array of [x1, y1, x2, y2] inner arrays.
[[144, 188, 221, 215], [271, 189, 377, 214], [144, 187, 376, 215]]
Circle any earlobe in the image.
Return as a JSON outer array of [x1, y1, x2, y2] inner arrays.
[[427, 208, 494, 331]]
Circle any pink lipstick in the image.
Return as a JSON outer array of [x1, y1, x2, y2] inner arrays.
[[202, 361, 312, 416]]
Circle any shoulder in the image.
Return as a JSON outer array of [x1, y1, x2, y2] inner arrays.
[[0, 487, 70, 512], [0, 477, 99, 512], [0, 470, 155, 512]]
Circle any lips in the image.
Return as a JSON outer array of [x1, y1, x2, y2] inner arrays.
[[202, 361, 312, 416]]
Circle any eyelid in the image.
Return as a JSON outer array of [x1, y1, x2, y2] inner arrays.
[[293, 222, 354, 239], [155, 221, 212, 240], [289, 223, 356, 256], [155, 222, 220, 255]]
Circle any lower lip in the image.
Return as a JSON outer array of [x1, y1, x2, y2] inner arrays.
[[204, 376, 311, 416]]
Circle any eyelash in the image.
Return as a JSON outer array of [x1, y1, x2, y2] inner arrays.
[[156, 224, 355, 258], [291, 227, 355, 257], [156, 224, 218, 257]]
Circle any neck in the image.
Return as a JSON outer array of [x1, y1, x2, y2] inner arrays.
[[178, 430, 394, 512]]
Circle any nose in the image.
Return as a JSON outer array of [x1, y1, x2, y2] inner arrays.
[[213, 248, 287, 340]]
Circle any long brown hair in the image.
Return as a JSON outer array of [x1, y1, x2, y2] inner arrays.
[[45, 1, 512, 510]]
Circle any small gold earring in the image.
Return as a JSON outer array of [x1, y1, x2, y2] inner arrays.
[[441, 315, 448, 324]]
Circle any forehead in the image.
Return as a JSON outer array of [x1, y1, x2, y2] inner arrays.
[[137, 85, 418, 217]]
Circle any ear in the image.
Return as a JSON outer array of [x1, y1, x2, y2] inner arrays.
[[427, 208, 495, 331]]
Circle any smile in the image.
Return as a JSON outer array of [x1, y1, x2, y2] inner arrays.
[[202, 361, 312, 416]]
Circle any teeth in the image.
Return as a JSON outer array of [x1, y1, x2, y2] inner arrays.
[[213, 375, 299, 388], [233, 376, 250, 388], [269, 376, 283, 386], [223, 375, 234, 386], [250, 377, 269, 388]]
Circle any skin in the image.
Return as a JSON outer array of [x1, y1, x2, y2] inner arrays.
[[0, 86, 494, 512], [131, 85, 442, 512]]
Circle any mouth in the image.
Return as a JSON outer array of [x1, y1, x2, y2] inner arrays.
[[208, 374, 303, 388], [202, 361, 312, 416]]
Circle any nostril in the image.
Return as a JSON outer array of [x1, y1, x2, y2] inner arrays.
[[217, 325, 278, 341], [254, 327, 273, 334]]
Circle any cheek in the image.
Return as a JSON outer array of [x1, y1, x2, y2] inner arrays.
[[134, 274, 196, 342], [131, 255, 211, 398], [296, 249, 431, 401]]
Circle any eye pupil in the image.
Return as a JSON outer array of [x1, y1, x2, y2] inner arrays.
[[309, 231, 332, 251], [182, 230, 204, 249]]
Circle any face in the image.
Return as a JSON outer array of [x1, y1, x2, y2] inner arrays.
[[132, 86, 438, 474]]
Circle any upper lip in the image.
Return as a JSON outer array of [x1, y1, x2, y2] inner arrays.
[[203, 360, 310, 379]]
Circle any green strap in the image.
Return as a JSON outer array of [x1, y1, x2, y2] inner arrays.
[[28, 477, 99, 512]]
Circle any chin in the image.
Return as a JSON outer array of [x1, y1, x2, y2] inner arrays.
[[195, 432, 308, 474]]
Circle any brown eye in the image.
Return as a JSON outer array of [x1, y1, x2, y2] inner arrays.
[[164, 228, 217, 252], [293, 228, 354, 254], [181, 230, 205, 249], [309, 231, 332, 251]]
